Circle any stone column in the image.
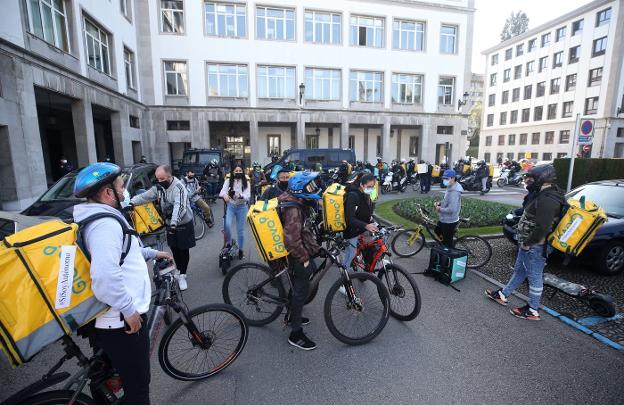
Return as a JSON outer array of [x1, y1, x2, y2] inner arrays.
[[72, 100, 97, 166], [249, 116, 260, 163], [363, 127, 369, 162], [340, 119, 349, 149], [296, 113, 306, 149], [110, 110, 133, 166], [381, 119, 392, 162], [420, 120, 432, 163]]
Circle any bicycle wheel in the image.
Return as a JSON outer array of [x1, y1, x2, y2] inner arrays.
[[455, 235, 493, 269], [18, 390, 95, 405], [222, 262, 286, 326], [391, 229, 426, 258], [193, 212, 206, 241], [377, 264, 421, 321], [324, 272, 390, 345], [158, 303, 248, 381]]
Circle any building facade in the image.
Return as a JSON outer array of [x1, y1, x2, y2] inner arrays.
[[468, 72, 484, 108], [0, 0, 474, 210], [479, 0, 624, 164]]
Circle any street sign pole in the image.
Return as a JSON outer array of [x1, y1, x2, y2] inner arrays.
[[567, 113, 581, 193]]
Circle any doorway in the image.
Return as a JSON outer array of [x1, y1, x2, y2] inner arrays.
[[92, 105, 115, 163], [209, 122, 250, 167]]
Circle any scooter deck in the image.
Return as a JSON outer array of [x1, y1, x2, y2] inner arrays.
[[544, 273, 586, 295]]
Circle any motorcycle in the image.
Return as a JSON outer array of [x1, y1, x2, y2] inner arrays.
[[459, 173, 491, 193], [381, 171, 407, 193], [497, 168, 523, 188]]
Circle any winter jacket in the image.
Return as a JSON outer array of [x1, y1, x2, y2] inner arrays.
[[439, 182, 464, 223], [517, 185, 566, 246], [182, 176, 201, 202], [344, 189, 374, 239], [261, 184, 286, 201], [278, 193, 320, 263], [476, 165, 489, 179], [203, 165, 222, 183], [219, 178, 251, 205], [130, 177, 193, 227]]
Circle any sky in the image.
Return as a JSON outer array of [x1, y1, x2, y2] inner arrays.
[[472, 0, 592, 73]]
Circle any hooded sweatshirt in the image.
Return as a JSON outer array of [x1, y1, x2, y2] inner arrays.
[[73, 203, 158, 329], [130, 177, 193, 226], [438, 182, 464, 223], [517, 185, 566, 245]]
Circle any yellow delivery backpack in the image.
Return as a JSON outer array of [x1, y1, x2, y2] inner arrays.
[[432, 165, 441, 177], [0, 214, 135, 366], [548, 196, 607, 256], [322, 183, 347, 233], [247, 199, 290, 262], [131, 202, 165, 234]]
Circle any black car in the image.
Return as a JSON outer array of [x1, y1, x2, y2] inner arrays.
[[176, 148, 232, 178], [21, 163, 159, 221], [502, 180, 624, 275]]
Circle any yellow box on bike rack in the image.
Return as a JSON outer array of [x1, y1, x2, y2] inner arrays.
[[247, 199, 289, 262], [322, 183, 347, 233], [131, 202, 164, 235]]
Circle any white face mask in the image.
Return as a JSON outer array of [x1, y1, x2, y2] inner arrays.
[[364, 188, 375, 195], [443, 179, 450, 187], [120, 189, 131, 208]]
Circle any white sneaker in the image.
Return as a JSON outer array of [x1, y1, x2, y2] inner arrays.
[[178, 274, 188, 291]]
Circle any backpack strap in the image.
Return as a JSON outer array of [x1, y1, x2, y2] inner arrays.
[[77, 212, 139, 266]]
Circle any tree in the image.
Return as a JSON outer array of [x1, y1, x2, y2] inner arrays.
[[500, 11, 529, 42], [465, 102, 482, 158]]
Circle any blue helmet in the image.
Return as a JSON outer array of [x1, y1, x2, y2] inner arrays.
[[270, 164, 287, 181], [442, 169, 457, 179], [74, 162, 122, 198], [288, 172, 321, 200]]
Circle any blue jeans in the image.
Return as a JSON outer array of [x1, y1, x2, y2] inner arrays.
[[225, 202, 246, 250], [341, 237, 359, 269], [502, 244, 547, 310]]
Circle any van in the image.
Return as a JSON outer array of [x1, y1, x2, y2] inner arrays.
[[265, 148, 356, 182]]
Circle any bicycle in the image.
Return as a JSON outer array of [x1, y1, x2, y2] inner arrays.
[[5, 259, 249, 404], [191, 201, 214, 241], [222, 235, 390, 346], [390, 204, 493, 269]]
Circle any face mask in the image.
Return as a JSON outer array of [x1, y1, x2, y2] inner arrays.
[[525, 182, 538, 193], [234, 173, 244, 179], [278, 181, 289, 191], [187, 174, 194, 179], [364, 188, 375, 195], [443, 180, 450, 187], [158, 180, 171, 189], [120, 189, 130, 208], [61, 160, 67, 164]]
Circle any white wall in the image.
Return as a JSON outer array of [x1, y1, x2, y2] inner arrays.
[[257, 126, 292, 165], [0, 1, 25, 47]]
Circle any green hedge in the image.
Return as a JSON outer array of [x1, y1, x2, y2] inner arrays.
[[553, 158, 624, 189], [393, 196, 515, 227]]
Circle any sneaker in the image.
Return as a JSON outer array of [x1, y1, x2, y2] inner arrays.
[[288, 330, 317, 351], [178, 275, 188, 291], [285, 315, 310, 326], [510, 305, 540, 321], [485, 288, 508, 306], [238, 250, 245, 260]]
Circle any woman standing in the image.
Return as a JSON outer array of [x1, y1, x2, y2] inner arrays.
[[219, 165, 251, 259], [342, 173, 379, 269]]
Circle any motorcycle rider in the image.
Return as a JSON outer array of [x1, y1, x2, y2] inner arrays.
[[182, 170, 214, 227], [406, 159, 416, 181], [202, 159, 223, 200], [433, 169, 463, 247], [475, 160, 489, 195], [391, 160, 406, 192], [336, 160, 351, 184], [509, 160, 522, 180], [375, 157, 385, 181], [419, 160, 432, 194]]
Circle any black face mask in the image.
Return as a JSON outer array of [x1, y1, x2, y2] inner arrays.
[[278, 181, 289, 191], [187, 175, 194, 179], [234, 173, 244, 179], [526, 182, 539, 193], [158, 180, 171, 189]]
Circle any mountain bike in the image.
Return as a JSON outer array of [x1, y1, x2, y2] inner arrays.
[[222, 235, 390, 346], [390, 204, 493, 269], [5, 259, 249, 404], [191, 202, 213, 241]]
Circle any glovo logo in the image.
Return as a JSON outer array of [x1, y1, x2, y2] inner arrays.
[[258, 216, 286, 253], [144, 205, 160, 225], [43, 245, 87, 294], [328, 197, 343, 228]]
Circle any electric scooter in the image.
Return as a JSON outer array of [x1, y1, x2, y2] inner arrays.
[[544, 273, 616, 318]]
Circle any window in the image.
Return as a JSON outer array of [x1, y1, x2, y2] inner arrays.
[[500, 112, 507, 125], [485, 136, 492, 146], [489, 73, 497, 86], [440, 25, 457, 53], [565, 74, 576, 91], [572, 19, 583, 35], [618, 128, 624, 138], [437, 126, 453, 135], [502, 90, 509, 104], [510, 110, 518, 124], [123, 48, 136, 90], [257, 66, 295, 99], [592, 36, 607, 57], [528, 38, 536, 52], [25, 0, 70, 51], [553, 51, 563, 68], [569, 46, 580, 64], [205, 2, 246, 38], [547, 103, 557, 119], [543, 153, 553, 161], [526, 61, 534, 76], [497, 152, 504, 162], [588, 67, 603, 86], [129, 115, 140, 129], [505, 48, 512, 60], [207, 64, 248, 98], [488, 93, 495, 107], [257, 6, 295, 40], [393, 19, 425, 51], [491, 54, 498, 66], [545, 131, 554, 144], [562, 101, 573, 118], [534, 106, 543, 121], [306, 134, 319, 149], [164, 61, 188, 95], [559, 130, 570, 144], [437, 77, 455, 105], [305, 10, 341, 44], [267, 134, 281, 156], [536, 82, 545, 97], [348, 135, 355, 150], [557, 152, 567, 158], [503, 68, 510, 82], [392, 73, 423, 104], [306, 68, 341, 101], [350, 15, 384, 48], [350, 71, 383, 102], [498, 135, 505, 145], [167, 120, 190, 131], [409, 136, 419, 156], [521, 108, 530, 122], [585, 97, 598, 115], [516, 44, 524, 56], [520, 133, 527, 145], [550, 78, 560, 94], [539, 56, 548, 72], [541, 32, 550, 47], [524, 85, 532, 100], [532, 132, 540, 144], [161, 0, 184, 33], [512, 88, 520, 102], [120, 0, 131, 20], [484, 152, 491, 162], [508, 134, 516, 145], [486, 114, 494, 127], [514, 65, 522, 80], [596, 8, 611, 27], [555, 26, 566, 42], [84, 18, 111, 74]]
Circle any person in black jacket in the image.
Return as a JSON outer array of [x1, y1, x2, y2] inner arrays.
[[261, 166, 290, 200], [341, 173, 379, 268]]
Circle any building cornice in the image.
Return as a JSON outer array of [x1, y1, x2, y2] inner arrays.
[[352, 0, 476, 14]]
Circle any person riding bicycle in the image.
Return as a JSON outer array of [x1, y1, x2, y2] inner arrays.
[[278, 172, 322, 350], [261, 165, 290, 200], [434, 169, 463, 248], [202, 159, 222, 200], [183, 169, 214, 228], [342, 173, 379, 269], [250, 161, 267, 200], [475, 159, 489, 195], [486, 164, 566, 320], [73, 163, 172, 405]]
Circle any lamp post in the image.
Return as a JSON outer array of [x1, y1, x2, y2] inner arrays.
[[457, 91, 470, 111], [299, 83, 305, 105]]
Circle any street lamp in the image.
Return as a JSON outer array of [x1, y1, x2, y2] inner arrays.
[[617, 94, 624, 115], [457, 91, 470, 111], [315, 127, 320, 136], [299, 83, 305, 104]]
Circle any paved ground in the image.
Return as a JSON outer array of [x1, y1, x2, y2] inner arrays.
[[2, 205, 624, 404]]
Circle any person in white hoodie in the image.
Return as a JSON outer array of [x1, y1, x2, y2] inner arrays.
[[73, 162, 171, 405]]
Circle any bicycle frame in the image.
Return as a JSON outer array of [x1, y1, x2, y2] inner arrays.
[[352, 237, 388, 273]]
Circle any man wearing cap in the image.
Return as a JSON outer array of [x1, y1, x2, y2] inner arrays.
[[434, 169, 464, 248], [261, 165, 291, 200]]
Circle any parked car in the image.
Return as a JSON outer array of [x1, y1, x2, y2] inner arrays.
[[502, 180, 624, 275], [21, 163, 158, 221], [0, 212, 53, 239], [176, 148, 232, 178]]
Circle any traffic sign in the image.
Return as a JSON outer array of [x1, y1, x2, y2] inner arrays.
[[580, 120, 594, 136], [578, 135, 593, 145]]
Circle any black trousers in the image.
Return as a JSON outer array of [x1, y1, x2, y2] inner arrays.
[[420, 175, 431, 193], [289, 259, 315, 332], [93, 322, 150, 405], [435, 221, 459, 248], [171, 247, 190, 274]]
